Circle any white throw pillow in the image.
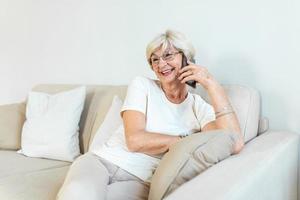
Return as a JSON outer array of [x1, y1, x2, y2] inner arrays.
[[89, 95, 123, 154], [18, 86, 86, 162]]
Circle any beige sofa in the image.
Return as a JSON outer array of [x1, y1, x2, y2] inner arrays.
[[0, 84, 299, 200]]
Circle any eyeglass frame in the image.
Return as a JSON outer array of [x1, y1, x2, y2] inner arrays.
[[149, 51, 182, 66]]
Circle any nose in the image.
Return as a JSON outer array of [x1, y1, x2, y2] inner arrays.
[[157, 57, 167, 68]]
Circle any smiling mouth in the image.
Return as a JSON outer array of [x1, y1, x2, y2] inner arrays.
[[161, 68, 175, 76]]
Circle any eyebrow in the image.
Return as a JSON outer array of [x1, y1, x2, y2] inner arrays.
[[151, 53, 159, 57], [151, 49, 174, 57]]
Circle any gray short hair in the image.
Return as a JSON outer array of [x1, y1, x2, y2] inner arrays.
[[146, 30, 196, 67]]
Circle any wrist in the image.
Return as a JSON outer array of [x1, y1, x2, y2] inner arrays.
[[205, 78, 222, 92]]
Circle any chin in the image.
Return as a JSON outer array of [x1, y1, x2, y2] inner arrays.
[[159, 76, 178, 85]]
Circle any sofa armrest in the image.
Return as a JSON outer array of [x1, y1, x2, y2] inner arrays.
[[0, 102, 26, 150], [165, 130, 300, 200], [258, 117, 269, 135]]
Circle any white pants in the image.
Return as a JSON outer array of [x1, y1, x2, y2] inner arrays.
[[57, 153, 149, 200]]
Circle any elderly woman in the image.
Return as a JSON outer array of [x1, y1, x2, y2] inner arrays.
[[57, 30, 244, 200]]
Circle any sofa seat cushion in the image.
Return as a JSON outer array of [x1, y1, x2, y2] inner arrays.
[[0, 150, 70, 178], [0, 150, 70, 200], [0, 165, 69, 200]]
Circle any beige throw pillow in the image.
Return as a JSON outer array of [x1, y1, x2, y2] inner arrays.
[[149, 130, 238, 200], [0, 102, 26, 150]]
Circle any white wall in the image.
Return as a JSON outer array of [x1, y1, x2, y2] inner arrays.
[[1, 0, 299, 133]]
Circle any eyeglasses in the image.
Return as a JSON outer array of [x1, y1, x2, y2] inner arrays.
[[150, 51, 181, 66]]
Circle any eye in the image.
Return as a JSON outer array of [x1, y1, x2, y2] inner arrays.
[[151, 58, 159, 63], [164, 53, 173, 60]]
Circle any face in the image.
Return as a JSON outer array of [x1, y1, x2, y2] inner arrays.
[[150, 45, 183, 84]]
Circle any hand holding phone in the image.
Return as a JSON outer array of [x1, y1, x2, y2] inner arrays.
[[181, 54, 196, 88]]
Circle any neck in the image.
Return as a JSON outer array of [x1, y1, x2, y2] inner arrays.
[[160, 81, 188, 103]]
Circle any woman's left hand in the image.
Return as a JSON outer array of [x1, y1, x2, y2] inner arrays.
[[178, 62, 218, 90]]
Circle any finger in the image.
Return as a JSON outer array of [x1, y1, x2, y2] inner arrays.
[[181, 75, 196, 84], [178, 70, 193, 80], [179, 65, 194, 73]]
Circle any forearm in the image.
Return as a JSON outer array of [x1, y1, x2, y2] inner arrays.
[[179, 64, 244, 153], [207, 80, 242, 136], [126, 130, 180, 155]]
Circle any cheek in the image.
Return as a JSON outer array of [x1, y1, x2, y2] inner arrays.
[[171, 61, 182, 71], [171, 57, 182, 69], [152, 67, 160, 75]]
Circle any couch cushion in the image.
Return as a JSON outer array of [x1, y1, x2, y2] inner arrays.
[[0, 150, 70, 178], [19, 86, 86, 162], [149, 130, 237, 200], [0, 165, 69, 200], [0, 102, 26, 150], [190, 85, 260, 143], [86, 86, 127, 148], [32, 85, 127, 154], [164, 131, 299, 200], [89, 95, 124, 153], [0, 150, 70, 200], [31, 85, 94, 154]]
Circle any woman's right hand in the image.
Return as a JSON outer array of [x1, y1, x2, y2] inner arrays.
[[178, 62, 219, 91]]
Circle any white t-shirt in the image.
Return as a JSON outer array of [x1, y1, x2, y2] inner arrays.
[[97, 76, 215, 182]]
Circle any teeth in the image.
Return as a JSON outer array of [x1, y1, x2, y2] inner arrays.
[[162, 69, 172, 74]]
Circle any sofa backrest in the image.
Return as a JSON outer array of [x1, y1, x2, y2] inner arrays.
[[32, 83, 261, 153], [190, 85, 261, 143]]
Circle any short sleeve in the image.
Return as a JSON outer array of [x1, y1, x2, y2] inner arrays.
[[121, 76, 148, 116], [193, 95, 216, 130]]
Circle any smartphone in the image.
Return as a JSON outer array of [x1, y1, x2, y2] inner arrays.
[[182, 54, 196, 88]]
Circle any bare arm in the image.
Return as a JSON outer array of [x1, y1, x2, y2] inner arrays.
[[201, 83, 244, 154], [179, 64, 244, 154], [122, 110, 180, 155]]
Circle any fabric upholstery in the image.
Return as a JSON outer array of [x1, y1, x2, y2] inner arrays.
[[86, 86, 127, 147], [0, 150, 70, 200], [31, 85, 95, 154], [190, 85, 260, 142], [1, 82, 298, 200], [0, 165, 69, 200], [21, 84, 259, 153], [19, 86, 86, 161], [89, 95, 123, 153], [0, 150, 70, 179], [258, 117, 269, 135], [32, 85, 127, 154], [165, 131, 299, 200], [0, 102, 26, 150], [149, 130, 237, 200]]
